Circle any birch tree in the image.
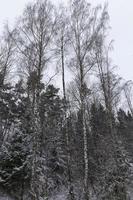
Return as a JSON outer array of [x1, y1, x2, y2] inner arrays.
[[13, 1, 56, 199], [14, 0, 56, 107], [95, 35, 129, 200], [68, 0, 108, 199], [54, 6, 76, 198], [123, 81, 133, 116], [0, 26, 15, 86]]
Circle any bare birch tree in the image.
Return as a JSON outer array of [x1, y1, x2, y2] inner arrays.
[[95, 33, 129, 200], [68, 0, 108, 199], [0, 26, 15, 86], [14, 0, 56, 107], [12, 1, 56, 199], [95, 40, 122, 136], [54, 6, 76, 199], [123, 81, 133, 116]]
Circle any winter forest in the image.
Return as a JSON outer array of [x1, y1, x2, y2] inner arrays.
[[0, 0, 133, 199]]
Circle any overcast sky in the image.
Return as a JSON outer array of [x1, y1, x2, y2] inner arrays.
[[0, 0, 132, 81]]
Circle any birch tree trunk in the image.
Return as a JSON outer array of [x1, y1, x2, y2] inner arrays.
[[61, 31, 75, 200], [67, 1, 108, 198]]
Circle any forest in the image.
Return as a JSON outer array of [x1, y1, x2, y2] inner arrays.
[[0, 0, 133, 199]]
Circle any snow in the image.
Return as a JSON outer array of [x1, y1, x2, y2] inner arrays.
[[0, 194, 13, 200]]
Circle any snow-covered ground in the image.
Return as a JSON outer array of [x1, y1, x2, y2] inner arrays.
[[0, 195, 13, 200]]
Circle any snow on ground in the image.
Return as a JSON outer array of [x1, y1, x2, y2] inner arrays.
[[0, 195, 13, 200]]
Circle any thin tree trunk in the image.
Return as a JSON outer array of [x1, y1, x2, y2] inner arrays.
[[61, 35, 75, 200], [82, 101, 89, 200], [80, 62, 89, 200], [61, 35, 66, 102], [20, 182, 24, 200]]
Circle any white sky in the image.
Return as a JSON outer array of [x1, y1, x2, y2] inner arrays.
[[0, 0, 132, 81]]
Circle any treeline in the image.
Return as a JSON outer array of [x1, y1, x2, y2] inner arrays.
[[0, 0, 133, 199]]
